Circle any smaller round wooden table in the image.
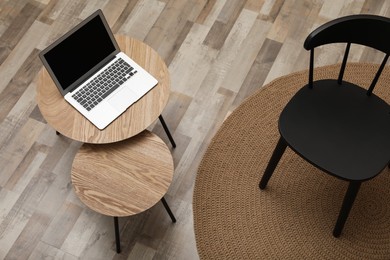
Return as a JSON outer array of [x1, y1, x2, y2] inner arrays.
[[71, 130, 176, 253]]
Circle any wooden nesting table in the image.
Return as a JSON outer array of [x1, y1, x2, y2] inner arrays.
[[71, 130, 176, 253], [36, 35, 175, 146]]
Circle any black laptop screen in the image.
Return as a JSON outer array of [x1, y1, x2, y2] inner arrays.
[[42, 14, 117, 91]]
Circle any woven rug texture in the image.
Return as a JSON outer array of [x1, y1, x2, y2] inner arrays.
[[193, 63, 390, 259]]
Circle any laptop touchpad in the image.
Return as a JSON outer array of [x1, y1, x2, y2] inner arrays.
[[108, 87, 138, 112]]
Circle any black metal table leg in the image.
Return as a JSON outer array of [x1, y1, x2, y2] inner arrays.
[[159, 115, 176, 148], [114, 217, 121, 253], [161, 197, 176, 223]]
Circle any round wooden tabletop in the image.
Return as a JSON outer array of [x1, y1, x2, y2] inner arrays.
[[36, 35, 171, 143], [71, 130, 174, 217]]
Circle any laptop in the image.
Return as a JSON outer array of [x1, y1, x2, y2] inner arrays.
[[39, 9, 158, 130]]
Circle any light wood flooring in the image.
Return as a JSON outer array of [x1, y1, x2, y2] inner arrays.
[[0, 0, 389, 259]]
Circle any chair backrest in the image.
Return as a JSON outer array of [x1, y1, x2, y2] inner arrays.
[[304, 14, 390, 95]]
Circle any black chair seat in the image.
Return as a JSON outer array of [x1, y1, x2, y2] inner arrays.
[[279, 79, 390, 181]]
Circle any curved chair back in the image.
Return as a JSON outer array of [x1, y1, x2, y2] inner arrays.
[[303, 15, 390, 94]]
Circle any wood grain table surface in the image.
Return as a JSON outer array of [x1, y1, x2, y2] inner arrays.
[[36, 35, 171, 144], [71, 130, 174, 217]]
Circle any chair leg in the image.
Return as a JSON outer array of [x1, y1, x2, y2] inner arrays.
[[113, 217, 121, 253], [259, 137, 287, 189], [159, 115, 176, 148], [333, 181, 361, 237], [161, 197, 176, 223]]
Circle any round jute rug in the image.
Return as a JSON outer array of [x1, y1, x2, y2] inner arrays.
[[193, 63, 390, 259]]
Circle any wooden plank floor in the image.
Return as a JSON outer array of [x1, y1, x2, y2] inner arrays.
[[0, 0, 389, 259]]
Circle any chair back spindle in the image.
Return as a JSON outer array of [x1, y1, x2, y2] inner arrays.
[[338, 43, 351, 85], [367, 54, 389, 96], [309, 49, 314, 88]]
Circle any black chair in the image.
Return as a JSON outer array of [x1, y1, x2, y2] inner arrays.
[[259, 14, 390, 237]]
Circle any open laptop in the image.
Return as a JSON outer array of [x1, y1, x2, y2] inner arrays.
[[39, 9, 158, 130]]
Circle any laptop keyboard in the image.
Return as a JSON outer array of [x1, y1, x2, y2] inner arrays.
[[72, 58, 137, 111]]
